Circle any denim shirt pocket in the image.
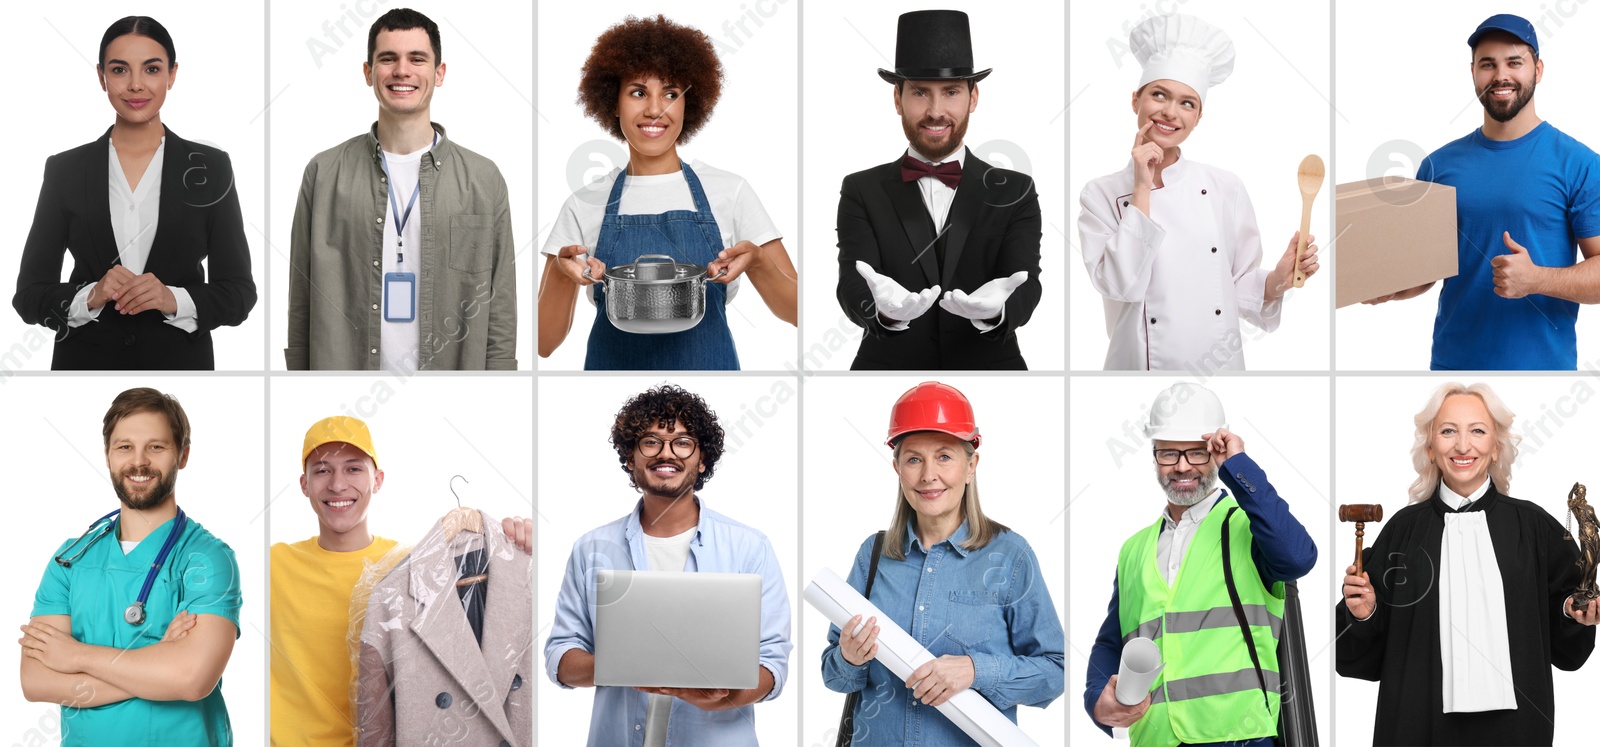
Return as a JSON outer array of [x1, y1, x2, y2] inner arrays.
[[447, 214, 495, 274], [942, 589, 1003, 650]]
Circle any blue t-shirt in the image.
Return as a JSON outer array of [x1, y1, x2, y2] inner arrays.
[[1418, 121, 1600, 370], [31, 514, 241, 746]]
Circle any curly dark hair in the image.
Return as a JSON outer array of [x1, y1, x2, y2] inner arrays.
[[610, 384, 725, 492], [578, 15, 724, 144]]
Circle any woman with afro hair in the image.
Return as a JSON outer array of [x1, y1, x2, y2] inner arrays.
[[538, 14, 797, 370]]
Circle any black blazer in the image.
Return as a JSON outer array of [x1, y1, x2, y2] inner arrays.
[[835, 151, 1042, 370], [12, 126, 256, 370]]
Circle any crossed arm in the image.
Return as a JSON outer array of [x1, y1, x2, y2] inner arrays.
[[20, 611, 236, 705]]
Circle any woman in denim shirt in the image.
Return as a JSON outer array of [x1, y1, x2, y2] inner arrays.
[[822, 382, 1065, 745]]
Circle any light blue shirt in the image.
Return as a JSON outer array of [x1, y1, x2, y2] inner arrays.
[[544, 499, 792, 746], [821, 521, 1065, 746], [31, 512, 241, 746]]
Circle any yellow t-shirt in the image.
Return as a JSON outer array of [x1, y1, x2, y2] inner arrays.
[[270, 536, 400, 746]]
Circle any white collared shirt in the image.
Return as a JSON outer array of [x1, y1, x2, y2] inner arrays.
[[68, 138, 198, 331], [1440, 478, 1492, 510], [1155, 487, 1226, 585], [905, 144, 966, 231]]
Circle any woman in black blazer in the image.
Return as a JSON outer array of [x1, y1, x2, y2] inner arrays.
[[12, 16, 255, 370]]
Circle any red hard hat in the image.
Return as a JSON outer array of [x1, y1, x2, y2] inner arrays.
[[886, 382, 981, 448]]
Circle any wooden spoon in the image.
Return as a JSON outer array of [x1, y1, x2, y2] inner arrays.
[[1295, 155, 1325, 288]]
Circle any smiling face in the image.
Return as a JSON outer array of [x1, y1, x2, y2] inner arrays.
[[616, 74, 685, 164], [365, 27, 445, 118], [98, 33, 175, 126], [895, 80, 978, 162], [1429, 393, 1498, 497], [1131, 80, 1202, 149], [1153, 439, 1217, 507], [894, 431, 978, 526], [105, 410, 187, 511], [301, 442, 383, 540], [629, 420, 704, 501], [1472, 34, 1541, 123]]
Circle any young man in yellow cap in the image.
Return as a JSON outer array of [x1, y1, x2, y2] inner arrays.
[[269, 415, 532, 744]]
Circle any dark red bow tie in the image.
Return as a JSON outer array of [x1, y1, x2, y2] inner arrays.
[[901, 155, 962, 189]]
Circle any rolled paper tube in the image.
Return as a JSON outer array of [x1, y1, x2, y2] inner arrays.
[[1115, 637, 1164, 706], [804, 568, 1041, 747]]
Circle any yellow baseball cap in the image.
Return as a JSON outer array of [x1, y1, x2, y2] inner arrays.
[[301, 416, 379, 471]]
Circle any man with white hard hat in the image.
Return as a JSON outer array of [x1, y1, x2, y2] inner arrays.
[[1083, 383, 1316, 745]]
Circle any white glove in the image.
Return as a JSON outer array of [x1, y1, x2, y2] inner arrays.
[[856, 261, 939, 328], [939, 271, 1028, 329]]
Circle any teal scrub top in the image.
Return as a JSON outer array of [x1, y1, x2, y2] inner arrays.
[[31, 513, 241, 746]]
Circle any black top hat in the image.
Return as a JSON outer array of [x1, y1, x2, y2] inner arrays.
[[877, 10, 992, 84]]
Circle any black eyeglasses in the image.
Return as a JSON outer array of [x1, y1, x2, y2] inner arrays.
[[639, 435, 698, 458], [1153, 448, 1211, 466]]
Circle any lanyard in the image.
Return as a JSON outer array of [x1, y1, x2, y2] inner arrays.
[[378, 132, 438, 267]]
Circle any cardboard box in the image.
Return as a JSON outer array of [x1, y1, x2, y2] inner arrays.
[[1334, 177, 1458, 307]]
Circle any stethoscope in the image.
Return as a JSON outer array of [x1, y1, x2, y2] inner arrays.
[[54, 507, 188, 626]]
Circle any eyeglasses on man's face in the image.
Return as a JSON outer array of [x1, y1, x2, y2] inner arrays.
[[638, 435, 698, 458], [1153, 448, 1211, 466]]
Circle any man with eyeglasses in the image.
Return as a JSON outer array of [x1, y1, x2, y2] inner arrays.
[[1083, 383, 1316, 746], [544, 383, 792, 745]]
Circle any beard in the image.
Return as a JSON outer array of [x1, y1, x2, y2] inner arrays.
[[1478, 78, 1536, 123], [901, 110, 971, 163], [1158, 468, 1217, 507], [634, 459, 695, 500], [112, 466, 177, 511]]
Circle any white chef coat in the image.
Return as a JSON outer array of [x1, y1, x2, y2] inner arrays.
[[1078, 156, 1281, 371]]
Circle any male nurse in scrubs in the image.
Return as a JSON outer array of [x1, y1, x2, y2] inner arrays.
[[19, 387, 240, 745]]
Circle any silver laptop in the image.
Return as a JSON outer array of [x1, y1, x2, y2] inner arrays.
[[594, 570, 761, 689]]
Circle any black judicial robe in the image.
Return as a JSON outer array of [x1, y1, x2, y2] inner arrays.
[[1335, 486, 1595, 746]]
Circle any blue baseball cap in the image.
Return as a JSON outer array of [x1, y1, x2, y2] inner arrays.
[[1468, 14, 1539, 55]]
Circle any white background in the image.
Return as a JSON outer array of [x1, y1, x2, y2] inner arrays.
[[535, 3, 800, 371], [1335, 1, 1600, 370], [801, 376, 1067, 745], [1068, 375, 1333, 745], [0, 3, 266, 371], [1069, 1, 1333, 371], [1335, 376, 1599, 744], [267, 1, 535, 369], [800, 0, 1067, 371], [267, 376, 535, 552], [0, 377, 265, 744], [537, 375, 800, 744]]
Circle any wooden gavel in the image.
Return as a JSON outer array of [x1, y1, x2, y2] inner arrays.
[[1339, 504, 1384, 576]]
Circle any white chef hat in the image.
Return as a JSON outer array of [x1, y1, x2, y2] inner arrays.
[[1130, 14, 1235, 103]]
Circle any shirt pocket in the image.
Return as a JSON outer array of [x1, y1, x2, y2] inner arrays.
[[447, 214, 495, 274], [944, 590, 1004, 649]]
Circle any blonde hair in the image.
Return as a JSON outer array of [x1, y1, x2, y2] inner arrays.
[[1408, 382, 1519, 503], [884, 437, 1009, 561]]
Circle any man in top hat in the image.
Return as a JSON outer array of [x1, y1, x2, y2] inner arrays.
[[1366, 14, 1600, 370], [835, 9, 1043, 370]]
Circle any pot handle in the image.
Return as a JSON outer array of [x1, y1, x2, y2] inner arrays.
[[577, 253, 603, 286], [709, 266, 729, 281], [635, 254, 677, 264]]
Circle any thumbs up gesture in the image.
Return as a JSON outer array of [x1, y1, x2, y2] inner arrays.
[[1490, 232, 1544, 299]]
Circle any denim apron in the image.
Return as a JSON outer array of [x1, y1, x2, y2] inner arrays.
[[585, 162, 740, 370]]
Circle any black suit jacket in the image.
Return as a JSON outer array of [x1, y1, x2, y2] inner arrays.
[[836, 151, 1042, 370], [12, 126, 256, 370]]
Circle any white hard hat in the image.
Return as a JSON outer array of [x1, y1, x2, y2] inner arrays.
[[1144, 383, 1227, 442]]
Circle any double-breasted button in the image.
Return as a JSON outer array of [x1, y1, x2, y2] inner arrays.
[[511, 674, 523, 690], [1150, 318, 1157, 325], [1122, 200, 1129, 207], [435, 692, 452, 708], [1211, 247, 1217, 253], [1215, 309, 1221, 315], [1201, 189, 1208, 195]]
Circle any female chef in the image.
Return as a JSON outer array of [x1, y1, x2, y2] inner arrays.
[[536, 14, 798, 370], [1077, 14, 1318, 371]]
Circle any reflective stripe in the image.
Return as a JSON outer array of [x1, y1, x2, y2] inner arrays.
[[1162, 604, 1283, 639], [1154, 668, 1282, 705], [1121, 618, 1163, 644]]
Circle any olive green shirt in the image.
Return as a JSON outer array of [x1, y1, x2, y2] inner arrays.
[[286, 123, 516, 370]]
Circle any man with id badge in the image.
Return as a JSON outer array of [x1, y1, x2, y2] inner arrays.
[[287, 7, 516, 371], [19, 387, 241, 745]]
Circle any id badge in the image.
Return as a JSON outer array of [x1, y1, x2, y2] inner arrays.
[[384, 271, 417, 322]]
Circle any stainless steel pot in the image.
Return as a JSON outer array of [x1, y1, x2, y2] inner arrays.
[[585, 254, 727, 334]]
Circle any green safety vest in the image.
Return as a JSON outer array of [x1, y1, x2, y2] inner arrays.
[[1116, 496, 1284, 747]]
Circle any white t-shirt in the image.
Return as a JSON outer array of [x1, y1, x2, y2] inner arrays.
[[541, 160, 781, 304], [643, 526, 696, 573], [379, 146, 427, 373]]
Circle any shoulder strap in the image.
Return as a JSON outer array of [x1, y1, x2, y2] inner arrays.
[[836, 531, 888, 747], [1221, 507, 1272, 710]]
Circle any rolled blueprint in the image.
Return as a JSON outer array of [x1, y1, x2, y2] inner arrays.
[[1115, 637, 1163, 706], [804, 568, 1040, 747]]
